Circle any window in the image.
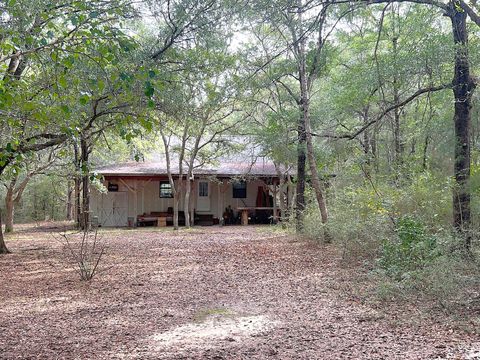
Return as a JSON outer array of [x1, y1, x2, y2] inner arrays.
[[199, 181, 209, 197], [159, 181, 173, 198], [232, 181, 247, 198]]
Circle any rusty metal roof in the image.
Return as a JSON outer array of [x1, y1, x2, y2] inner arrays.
[[94, 157, 284, 178]]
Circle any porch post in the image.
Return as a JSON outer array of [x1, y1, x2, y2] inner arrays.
[[273, 179, 278, 223], [217, 181, 220, 219], [141, 181, 145, 214], [133, 179, 138, 227]]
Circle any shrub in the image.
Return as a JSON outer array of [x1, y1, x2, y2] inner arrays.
[[379, 216, 440, 279], [57, 228, 106, 281]]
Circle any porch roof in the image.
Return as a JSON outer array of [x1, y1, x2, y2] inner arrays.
[[94, 158, 285, 178]]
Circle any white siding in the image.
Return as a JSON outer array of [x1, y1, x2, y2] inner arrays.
[[90, 177, 271, 224]]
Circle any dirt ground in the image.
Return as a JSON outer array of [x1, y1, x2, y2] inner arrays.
[[0, 224, 478, 359]]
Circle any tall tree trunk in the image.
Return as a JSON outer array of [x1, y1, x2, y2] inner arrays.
[[5, 171, 36, 232], [372, 121, 379, 173], [184, 175, 192, 228], [80, 137, 90, 230], [275, 164, 286, 220], [449, 5, 475, 250], [74, 142, 82, 228], [5, 191, 14, 233], [422, 135, 430, 171], [296, 114, 307, 233], [298, 29, 330, 240], [362, 110, 372, 179], [5, 180, 15, 233], [288, 175, 296, 216], [305, 117, 330, 241], [173, 178, 182, 230], [0, 211, 9, 254], [173, 186, 180, 230], [392, 35, 404, 171], [66, 181, 73, 221]]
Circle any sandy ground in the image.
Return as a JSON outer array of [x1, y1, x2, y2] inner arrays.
[[0, 224, 478, 359]]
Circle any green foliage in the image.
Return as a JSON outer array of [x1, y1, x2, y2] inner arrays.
[[379, 216, 440, 279]]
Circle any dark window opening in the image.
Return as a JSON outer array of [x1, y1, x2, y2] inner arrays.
[[160, 181, 173, 198], [199, 181, 209, 197], [233, 181, 247, 198]]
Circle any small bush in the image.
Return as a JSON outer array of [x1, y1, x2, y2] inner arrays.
[[57, 228, 106, 281], [302, 185, 391, 260], [379, 216, 440, 279]]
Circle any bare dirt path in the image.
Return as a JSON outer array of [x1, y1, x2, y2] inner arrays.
[[0, 225, 477, 359]]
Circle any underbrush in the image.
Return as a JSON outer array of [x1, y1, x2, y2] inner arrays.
[[375, 229, 480, 316], [300, 177, 480, 320]]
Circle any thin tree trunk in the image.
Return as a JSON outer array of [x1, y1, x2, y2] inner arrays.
[[5, 193, 14, 233], [289, 176, 297, 216], [305, 118, 330, 241], [173, 185, 179, 230], [0, 211, 9, 254], [422, 135, 429, 171], [449, 5, 475, 250], [80, 137, 90, 230], [74, 142, 82, 228], [296, 113, 307, 233], [160, 129, 186, 231], [275, 164, 286, 221], [372, 121, 379, 173], [184, 174, 192, 228], [297, 26, 330, 240], [173, 191, 180, 230], [5, 170, 38, 232], [361, 109, 372, 179], [66, 181, 73, 221], [5, 180, 15, 233], [392, 35, 404, 171]]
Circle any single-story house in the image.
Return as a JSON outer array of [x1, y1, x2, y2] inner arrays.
[[90, 158, 292, 227]]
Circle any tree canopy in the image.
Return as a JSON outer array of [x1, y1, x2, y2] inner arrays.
[[1, 0, 480, 256]]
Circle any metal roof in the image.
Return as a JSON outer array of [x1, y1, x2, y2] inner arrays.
[[94, 157, 283, 178]]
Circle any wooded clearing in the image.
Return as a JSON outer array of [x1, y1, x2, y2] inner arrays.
[[0, 225, 478, 359], [1, 1, 480, 357]]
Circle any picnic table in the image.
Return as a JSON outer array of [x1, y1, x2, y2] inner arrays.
[[236, 207, 277, 225]]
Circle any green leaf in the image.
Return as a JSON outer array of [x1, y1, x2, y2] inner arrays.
[[144, 81, 154, 97], [58, 75, 68, 88], [79, 94, 90, 105]]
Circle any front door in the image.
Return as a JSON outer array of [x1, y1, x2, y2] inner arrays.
[[196, 181, 210, 212], [100, 192, 128, 227]]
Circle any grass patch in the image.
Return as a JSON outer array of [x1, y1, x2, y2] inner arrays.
[[193, 307, 233, 323]]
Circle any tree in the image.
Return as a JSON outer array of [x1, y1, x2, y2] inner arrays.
[[245, 0, 348, 236], [0, 0, 137, 253], [3, 149, 59, 232], [359, 0, 480, 250], [155, 55, 240, 229]]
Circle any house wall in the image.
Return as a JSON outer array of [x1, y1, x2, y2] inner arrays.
[[90, 177, 271, 226]]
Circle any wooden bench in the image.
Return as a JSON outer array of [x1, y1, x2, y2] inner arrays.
[[137, 211, 186, 227], [137, 214, 167, 227]]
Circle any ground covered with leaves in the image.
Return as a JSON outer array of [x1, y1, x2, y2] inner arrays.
[[0, 224, 478, 359]]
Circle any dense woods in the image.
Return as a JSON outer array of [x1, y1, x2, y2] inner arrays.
[[1, 0, 480, 315]]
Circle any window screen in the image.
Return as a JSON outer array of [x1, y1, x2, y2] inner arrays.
[[159, 181, 173, 198], [199, 181, 209, 197], [232, 181, 247, 198]]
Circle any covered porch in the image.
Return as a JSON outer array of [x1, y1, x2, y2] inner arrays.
[[90, 175, 289, 228]]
